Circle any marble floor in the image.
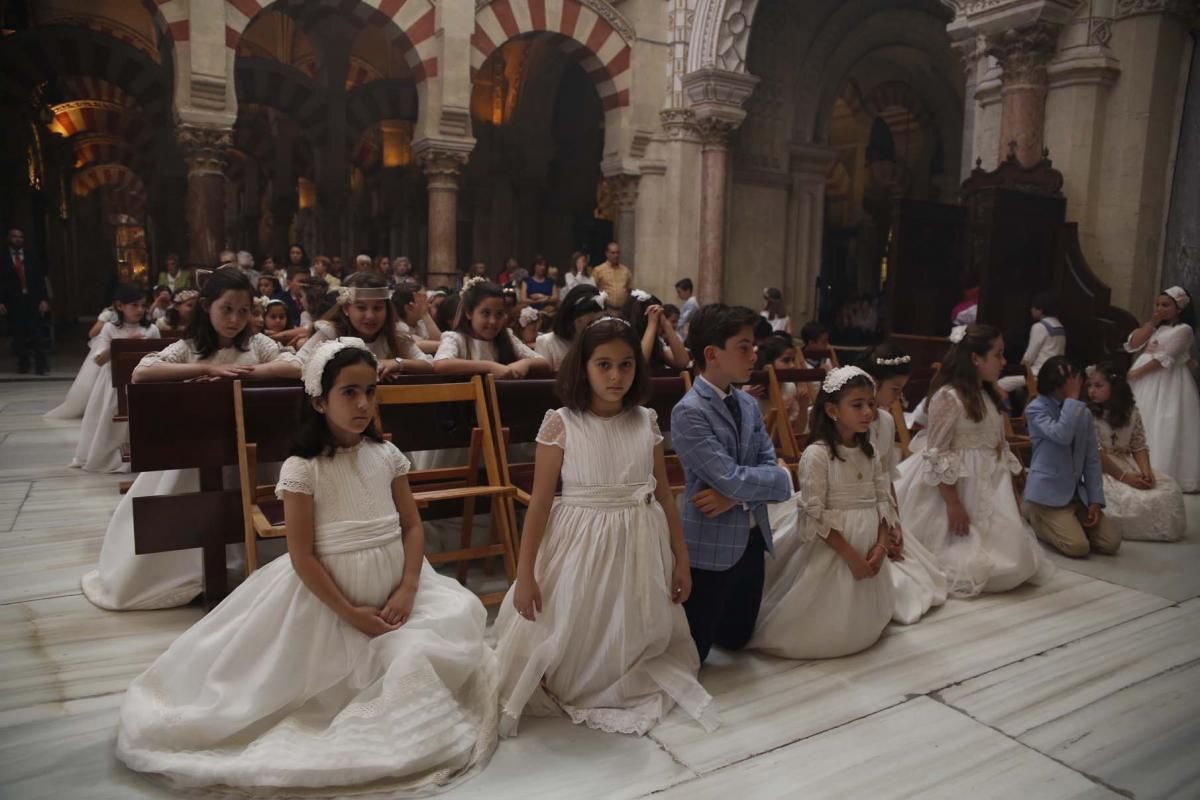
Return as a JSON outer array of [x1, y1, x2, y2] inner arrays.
[[1, 376, 1198, 799]]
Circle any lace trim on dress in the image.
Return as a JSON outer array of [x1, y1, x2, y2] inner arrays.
[[646, 407, 664, 446], [919, 448, 962, 486], [275, 456, 313, 498]]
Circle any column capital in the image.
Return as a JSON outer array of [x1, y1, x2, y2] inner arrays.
[[986, 20, 1060, 85], [681, 67, 760, 144], [176, 124, 232, 177], [952, 35, 987, 81], [413, 137, 474, 186], [605, 173, 640, 211], [658, 108, 701, 142]]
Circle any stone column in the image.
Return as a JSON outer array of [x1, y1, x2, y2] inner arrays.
[[987, 22, 1059, 167], [681, 68, 759, 304], [177, 124, 231, 267], [606, 173, 640, 269], [953, 35, 987, 179], [784, 144, 838, 323], [416, 140, 472, 289]]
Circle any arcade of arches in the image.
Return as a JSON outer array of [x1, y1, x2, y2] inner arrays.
[[2, 0, 1196, 326]]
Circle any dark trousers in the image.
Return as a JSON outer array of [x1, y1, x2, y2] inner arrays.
[[683, 528, 766, 663], [6, 296, 49, 371]]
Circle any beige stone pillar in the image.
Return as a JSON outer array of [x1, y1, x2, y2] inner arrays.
[[606, 173, 641, 270], [784, 144, 838, 323], [415, 139, 472, 289], [177, 124, 232, 267], [987, 22, 1059, 167], [681, 68, 759, 305]]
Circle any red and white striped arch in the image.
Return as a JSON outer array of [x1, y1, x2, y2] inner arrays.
[[472, 0, 631, 111]]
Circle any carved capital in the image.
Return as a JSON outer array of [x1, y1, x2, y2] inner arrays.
[[696, 116, 740, 149], [952, 35, 987, 80], [1115, 0, 1194, 19], [659, 108, 700, 141], [176, 124, 232, 178], [987, 21, 1060, 86], [682, 68, 759, 145], [419, 151, 468, 191], [606, 174, 640, 211]]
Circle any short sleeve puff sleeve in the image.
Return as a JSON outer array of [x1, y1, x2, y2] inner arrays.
[[276, 456, 314, 498], [137, 338, 193, 368], [646, 407, 665, 446], [250, 332, 301, 366], [383, 441, 411, 478], [433, 332, 464, 361], [535, 409, 567, 449]]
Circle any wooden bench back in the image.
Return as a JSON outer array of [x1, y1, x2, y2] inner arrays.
[[111, 337, 179, 420]]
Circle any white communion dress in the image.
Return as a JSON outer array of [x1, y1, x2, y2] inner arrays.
[[751, 442, 895, 659], [871, 410, 948, 623], [492, 407, 717, 737], [894, 387, 1053, 598], [1095, 409, 1187, 541], [1125, 323, 1200, 492], [116, 440, 499, 796], [80, 335, 299, 611], [69, 321, 160, 472], [45, 309, 116, 420]]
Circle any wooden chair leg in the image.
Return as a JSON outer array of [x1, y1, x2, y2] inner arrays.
[[456, 429, 484, 584]]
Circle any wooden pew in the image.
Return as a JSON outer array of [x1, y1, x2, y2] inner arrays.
[[111, 337, 179, 422]]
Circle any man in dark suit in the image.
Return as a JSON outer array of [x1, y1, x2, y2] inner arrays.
[[0, 226, 51, 374]]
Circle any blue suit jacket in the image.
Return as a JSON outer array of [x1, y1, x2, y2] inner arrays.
[[671, 377, 794, 571], [1024, 395, 1105, 508]]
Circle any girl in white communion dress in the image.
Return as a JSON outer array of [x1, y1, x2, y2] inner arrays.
[[116, 338, 498, 796]]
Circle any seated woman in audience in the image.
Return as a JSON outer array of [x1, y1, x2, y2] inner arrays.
[[1086, 362, 1186, 541], [754, 332, 807, 433], [563, 250, 595, 290], [515, 306, 541, 348], [495, 317, 716, 736], [116, 340, 498, 794], [298, 272, 432, 380], [71, 284, 160, 473], [858, 343, 947, 624], [893, 325, 1052, 597], [751, 366, 894, 659], [153, 289, 198, 337], [1124, 286, 1199, 492], [433, 278, 549, 378], [80, 270, 302, 611], [535, 284, 607, 370], [393, 278, 442, 353], [628, 289, 690, 370], [520, 255, 559, 311]]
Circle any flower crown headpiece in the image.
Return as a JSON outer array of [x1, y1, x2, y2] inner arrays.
[[586, 315, 632, 331], [822, 365, 875, 394], [949, 325, 968, 344], [336, 286, 393, 306], [578, 290, 608, 310], [630, 288, 652, 303], [253, 295, 272, 311], [173, 289, 199, 304], [460, 276, 488, 297], [302, 337, 372, 397], [875, 354, 911, 366], [518, 306, 540, 327], [1164, 285, 1191, 310]]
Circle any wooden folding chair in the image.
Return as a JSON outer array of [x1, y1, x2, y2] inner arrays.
[[1025, 365, 1038, 399], [765, 365, 801, 459], [375, 376, 518, 606]]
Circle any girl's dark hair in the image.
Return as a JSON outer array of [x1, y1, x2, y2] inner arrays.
[[763, 287, 786, 319], [455, 280, 519, 364], [808, 372, 876, 461], [393, 278, 422, 313], [113, 283, 152, 327], [756, 332, 795, 369], [857, 341, 913, 383], [291, 347, 385, 458], [927, 324, 1003, 422], [320, 272, 406, 356], [556, 317, 650, 412], [1031, 290, 1060, 318], [1087, 361, 1136, 430], [554, 284, 605, 341], [258, 275, 281, 296], [434, 292, 459, 332], [531, 255, 548, 275], [1159, 288, 1197, 329], [800, 320, 829, 346], [1035, 355, 1078, 397], [303, 281, 336, 324], [187, 269, 255, 358], [571, 251, 591, 277], [625, 291, 668, 368], [287, 242, 309, 268]]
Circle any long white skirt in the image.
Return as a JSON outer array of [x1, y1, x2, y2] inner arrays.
[[889, 532, 949, 624], [117, 532, 498, 795], [45, 346, 102, 420], [70, 363, 127, 473], [1101, 472, 1187, 542], [1130, 355, 1200, 492], [493, 493, 716, 737], [895, 449, 1052, 598], [751, 497, 894, 659]]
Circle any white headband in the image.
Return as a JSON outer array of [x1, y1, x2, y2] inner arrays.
[[586, 315, 632, 331], [822, 365, 875, 394], [173, 290, 198, 304], [336, 286, 393, 305], [578, 290, 608, 310], [460, 276, 488, 296], [303, 337, 373, 397], [1164, 286, 1190, 310], [518, 306, 540, 327], [630, 289, 652, 303], [875, 355, 911, 366]]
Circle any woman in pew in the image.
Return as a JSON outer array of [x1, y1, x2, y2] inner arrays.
[[117, 339, 498, 794], [495, 317, 716, 736], [893, 325, 1053, 598], [433, 278, 550, 377], [535, 284, 608, 370], [1086, 362, 1186, 541], [80, 270, 302, 611], [297, 272, 433, 379], [857, 343, 948, 624], [70, 283, 160, 472], [751, 367, 895, 659]]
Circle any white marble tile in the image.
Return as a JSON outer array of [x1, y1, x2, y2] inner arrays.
[[0, 480, 30, 531], [0, 594, 200, 728], [940, 600, 1200, 737], [651, 698, 1120, 800], [1019, 662, 1200, 800], [650, 570, 1171, 775], [0, 537, 106, 605]]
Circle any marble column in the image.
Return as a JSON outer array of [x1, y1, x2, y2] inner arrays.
[[607, 173, 640, 270], [177, 124, 231, 267], [696, 121, 735, 304], [954, 35, 987, 179], [784, 144, 838, 324], [987, 22, 1059, 167], [418, 146, 470, 289]]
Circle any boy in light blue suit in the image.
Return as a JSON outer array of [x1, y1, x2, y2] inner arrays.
[[672, 304, 794, 662], [1024, 357, 1121, 557]]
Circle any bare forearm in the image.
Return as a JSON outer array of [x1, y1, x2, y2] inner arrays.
[[1128, 323, 1155, 350], [517, 501, 552, 577], [132, 362, 208, 382], [822, 530, 857, 560], [250, 359, 301, 379], [399, 522, 424, 586], [519, 357, 552, 377], [433, 358, 498, 375], [937, 483, 961, 508], [1099, 451, 1124, 479], [290, 552, 356, 620], [1133, 450, 1153, 477]]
